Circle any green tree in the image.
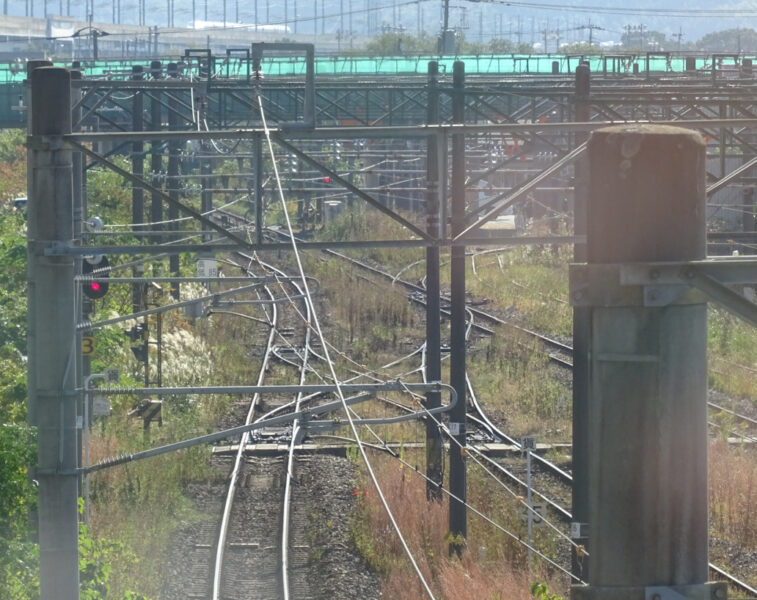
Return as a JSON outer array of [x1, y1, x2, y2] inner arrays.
[[0, 210, 28, 354], [560, 42, 602, 55], [488, 38, 533, 54], [359, 32, 437, 55], [0, 130, 25, 165], [696, 28, 757, 52]]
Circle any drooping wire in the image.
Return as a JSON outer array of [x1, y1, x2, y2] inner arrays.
[[255, 88, 437, 600]]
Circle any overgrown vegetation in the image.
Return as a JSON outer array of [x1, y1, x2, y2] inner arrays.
[[0, 132, 260, 598], [2, 125, 757, 598], [710, 441, 757, 551], [350, 452, 565, 599]]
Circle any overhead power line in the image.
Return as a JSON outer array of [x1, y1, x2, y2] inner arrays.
[[473, 0, 757, 18]]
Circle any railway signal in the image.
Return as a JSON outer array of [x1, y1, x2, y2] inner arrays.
[[82, 256, 110, 299]]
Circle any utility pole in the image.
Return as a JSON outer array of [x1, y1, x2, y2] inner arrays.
[[673, 27, 683, 52], [425, 61, 443, 501], [28, 66, 79, 600], [571, 124, 726, 600], [448, 60, 467, 555]]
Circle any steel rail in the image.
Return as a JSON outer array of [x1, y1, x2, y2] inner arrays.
[[270, 262, 312, 600], [212, 268, 278, 600], [306, 236, 757, 596]]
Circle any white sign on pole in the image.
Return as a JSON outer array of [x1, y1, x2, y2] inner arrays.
[[92, 396, 112, 417], [197, 259, 218, 278]]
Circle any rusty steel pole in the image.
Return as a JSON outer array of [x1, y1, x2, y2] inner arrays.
[[448, 60, 467, 553], [425, 60, 443, 499], [571, 62, 591, 581]]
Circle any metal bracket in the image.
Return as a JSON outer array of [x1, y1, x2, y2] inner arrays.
[[570, 259, 757, 324], [570, 263, 705, 308], [26, 135, 65, 151], [645, 584, 727, 600], [645, 587, 690, 600], [251, 42, 315, 131], [44, 241, 71, 256], [572, 582, 726, 600]]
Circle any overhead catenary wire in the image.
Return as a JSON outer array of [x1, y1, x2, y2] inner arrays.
[[336, 404, 587, 585], [255, 86, 438, 600]]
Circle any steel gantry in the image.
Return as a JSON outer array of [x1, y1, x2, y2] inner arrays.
[[24, 49, 757, 600]]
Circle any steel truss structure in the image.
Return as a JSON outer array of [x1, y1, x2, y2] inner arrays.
[[24, 48, 757, 599]]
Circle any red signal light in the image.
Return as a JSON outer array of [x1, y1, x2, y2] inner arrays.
[[323, 176, 330, 183], [82, 256, 110, 299]]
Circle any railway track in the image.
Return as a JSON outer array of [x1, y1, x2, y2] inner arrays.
[[213, 210, 757, 597], [208, 254, 317, 600]]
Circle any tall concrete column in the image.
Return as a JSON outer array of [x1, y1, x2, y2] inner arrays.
[[28, 67, 79, 600], [572, 124, 725, 600]]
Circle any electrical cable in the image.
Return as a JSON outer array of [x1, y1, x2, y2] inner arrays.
[[255, 87, 438, 600]]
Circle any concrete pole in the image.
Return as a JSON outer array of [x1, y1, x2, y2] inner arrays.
[[425, 61, 443, 500], [25, 59, 53, 440], [448, 60, 467, 553], [571, 63, 591, 581], [27, 66, 79, 600], [572, 124, 725, 600]]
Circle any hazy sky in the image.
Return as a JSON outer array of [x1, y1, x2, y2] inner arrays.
[[7, 0, 757, 45]]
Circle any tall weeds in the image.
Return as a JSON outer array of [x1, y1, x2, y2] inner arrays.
[[709, 441, 757, 550], [352, 452, 565, 600]]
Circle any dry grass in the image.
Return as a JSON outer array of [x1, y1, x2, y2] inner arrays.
[[352, 452, 564, 600], [468, 329, 572, 441], [708, 307, 757, 400], [709, 441, 757, 551]]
